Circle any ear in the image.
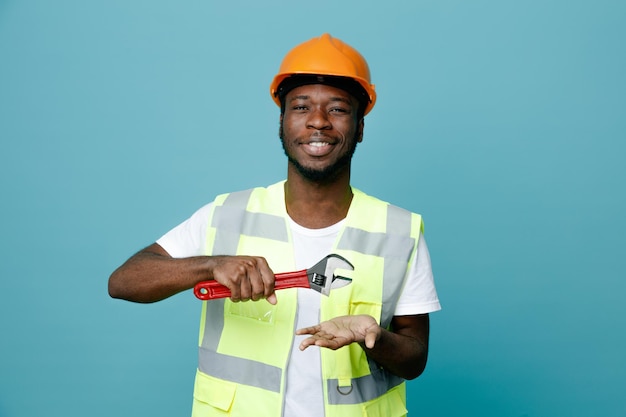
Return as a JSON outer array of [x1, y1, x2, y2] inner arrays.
[[357, 118, 364, 143]]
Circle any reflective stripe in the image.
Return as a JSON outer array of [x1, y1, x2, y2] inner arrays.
[[386, 204, 411, 236], [337, 227, 414, 260], [337, 204, 415, 328], [198, 347, 282, 393], [327, 368, 404, 405], [200, 188, 286, 393], [211, 190, 252, 254], [201, 299, 225, 352], [212, 189, 288, 254], [380, 206, 415, 327]]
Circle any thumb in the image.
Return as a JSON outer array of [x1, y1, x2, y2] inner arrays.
[[266, 292, 277, 305], [364, 331, 377, 349]]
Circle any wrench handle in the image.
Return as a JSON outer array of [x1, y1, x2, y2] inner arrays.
[[193, 269, 310, 301], [193, 280, 233, 300], [274, 269, 310, 291]]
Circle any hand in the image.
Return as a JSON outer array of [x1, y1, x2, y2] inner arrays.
[[296, 315, 381, 350], [210, 256, 277, 304]]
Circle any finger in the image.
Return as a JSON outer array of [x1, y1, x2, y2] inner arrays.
[[227, 279, 242, 302], [266, 293, 277, 305], [249, 267, 265, 301], [295, 325, 319, 336], [220, 260, 250, 302], [364, 331, 377, 349], [241, 258, 264, 301], [299, 337, 318, 351], [256, 257, 276, 300], [313, 338, 343, 350], [238, 270, 253, 302]]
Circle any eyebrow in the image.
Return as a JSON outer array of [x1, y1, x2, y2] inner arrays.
[[289, 95, 353, 105]]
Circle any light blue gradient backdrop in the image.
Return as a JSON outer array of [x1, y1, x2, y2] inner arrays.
[[1, 1, 624, 416]]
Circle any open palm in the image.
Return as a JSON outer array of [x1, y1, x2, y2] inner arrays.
[[296, 314, 381, 350]]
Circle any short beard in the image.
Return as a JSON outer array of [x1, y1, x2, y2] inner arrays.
[[279, 122, 359, 183]]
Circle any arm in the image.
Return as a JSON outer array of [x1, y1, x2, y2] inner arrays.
[[363, 314, 429, 380], [296, 313, 429, 380], [108, 243, 277, 304]]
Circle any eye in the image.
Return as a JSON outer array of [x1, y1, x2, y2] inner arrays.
[[329, 106, 349, 114]]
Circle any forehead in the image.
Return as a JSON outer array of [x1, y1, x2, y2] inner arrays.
[[285, 83, 356, 104]]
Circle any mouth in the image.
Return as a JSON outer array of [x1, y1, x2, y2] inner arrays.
[[301, 140, 334, 157]]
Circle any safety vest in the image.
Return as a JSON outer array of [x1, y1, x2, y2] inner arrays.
[[191, 181, 423, 417]]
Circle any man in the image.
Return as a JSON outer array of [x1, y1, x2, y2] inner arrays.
[[109, 33, 440, 417]]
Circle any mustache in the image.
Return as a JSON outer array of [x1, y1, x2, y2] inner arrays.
[[278, 120, 347, 143], [295, 132, 347, 143]]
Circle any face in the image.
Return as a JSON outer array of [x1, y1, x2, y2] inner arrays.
[[279, 84, 363, 183]]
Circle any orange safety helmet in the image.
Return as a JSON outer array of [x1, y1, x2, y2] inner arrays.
[[270, 33, 377, 115]]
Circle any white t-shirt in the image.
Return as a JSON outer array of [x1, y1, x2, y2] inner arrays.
[[157, 202, 441, 417]]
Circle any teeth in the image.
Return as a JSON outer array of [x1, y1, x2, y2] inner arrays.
[[309, 142, 328, 147]]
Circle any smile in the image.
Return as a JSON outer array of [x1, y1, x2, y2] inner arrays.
[[309, 141, 330, 148], [301, 140, 335, 157]]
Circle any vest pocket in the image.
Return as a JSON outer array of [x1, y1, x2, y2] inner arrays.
[[349, 300, 382, 323], [363, 385, 408, 417], [193, 370, 236, 414], [226, 300, 276, 324]]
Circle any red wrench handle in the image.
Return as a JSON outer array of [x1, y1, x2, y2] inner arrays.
[[193, 269, 310, 301], [273, 270, 310, 291]]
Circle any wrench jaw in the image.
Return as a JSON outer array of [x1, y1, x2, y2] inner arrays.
[[307, 254, 354, 296], [308, 272, 330, 296]]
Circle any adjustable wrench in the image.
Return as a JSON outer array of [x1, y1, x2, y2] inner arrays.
[[193, 254, 353, 300]]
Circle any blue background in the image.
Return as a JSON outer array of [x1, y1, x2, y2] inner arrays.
[[1, 1, 625, 416]]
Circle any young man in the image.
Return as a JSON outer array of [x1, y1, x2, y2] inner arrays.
[[109, 33, 440, 417]]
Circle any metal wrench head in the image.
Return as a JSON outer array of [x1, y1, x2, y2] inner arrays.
[[307, 254, 354, 296]]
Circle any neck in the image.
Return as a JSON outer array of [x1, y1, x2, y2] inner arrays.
[[284, 166, 353, 229]]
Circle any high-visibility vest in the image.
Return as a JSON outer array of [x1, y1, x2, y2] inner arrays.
[[191, 181, 423, 417]]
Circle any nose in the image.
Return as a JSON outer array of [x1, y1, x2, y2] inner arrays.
[[306, 108, 332, 130]]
